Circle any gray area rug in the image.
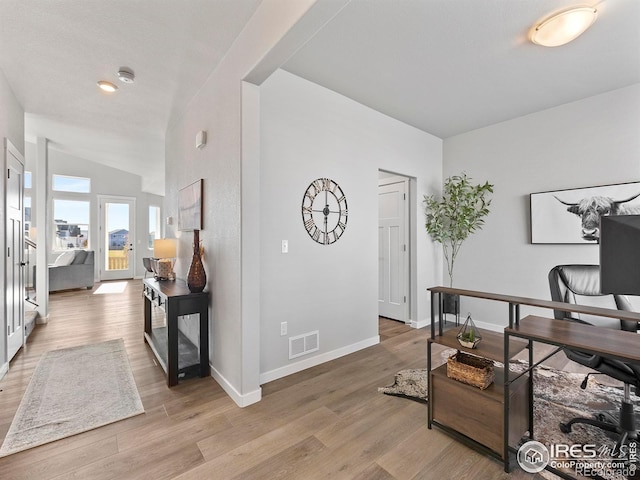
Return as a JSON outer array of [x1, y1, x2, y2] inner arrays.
[[0, 338, 144, 457], [380, 362, 639, 480]]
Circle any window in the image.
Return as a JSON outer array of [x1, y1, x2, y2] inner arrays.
[[52, 174, 91, 193], [25, 196, 32, 237], [53, 199, 90, 250], [149, 206, 161, 249], [24, 173, 33, 238]]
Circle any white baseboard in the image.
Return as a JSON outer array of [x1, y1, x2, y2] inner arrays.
[[411, 319, 429, 329], [259, 335, 380, 385], [419, 316, 503, 333], [0, 361, 8, 381], [473, 319, 503, 333], [210, 365, 262, 408]]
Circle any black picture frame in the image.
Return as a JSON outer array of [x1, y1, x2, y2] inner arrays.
[[530, 181, 640, 244], [178, 179, 203, 231]]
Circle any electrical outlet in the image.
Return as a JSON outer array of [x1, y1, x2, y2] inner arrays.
[[280, 321, 287, 336]]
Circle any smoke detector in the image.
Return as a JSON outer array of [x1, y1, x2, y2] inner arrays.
[[117, 67, 135, 84]]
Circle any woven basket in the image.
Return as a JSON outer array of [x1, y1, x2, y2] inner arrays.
[[446, 351, 494, 390]]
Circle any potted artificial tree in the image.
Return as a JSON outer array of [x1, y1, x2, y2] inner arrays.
[[423, 173, 494, 320]]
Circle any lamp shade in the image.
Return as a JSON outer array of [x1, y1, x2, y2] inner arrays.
[[530, 6, 598, 47], [153, 239, 176, 259]]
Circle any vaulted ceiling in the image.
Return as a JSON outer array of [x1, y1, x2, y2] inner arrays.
[[283, 0, 640, 138], [0, 0, 262, 194], [1, 0, 638, 195]]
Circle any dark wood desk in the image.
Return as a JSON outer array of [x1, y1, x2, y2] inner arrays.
[[426, 286, 640, 474], [504, 315, 640, 479], [505, 315, 640, 365], [143, 278, 209, 387], [428, 286, 640, 338]]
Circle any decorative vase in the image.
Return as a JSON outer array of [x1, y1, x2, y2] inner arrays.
[[187, 229, 206, 293], [457, 313, 482, 349]]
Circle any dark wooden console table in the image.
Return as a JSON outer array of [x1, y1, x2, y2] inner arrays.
[[143, 278, 209, 387], [427, 286, 640, 474]]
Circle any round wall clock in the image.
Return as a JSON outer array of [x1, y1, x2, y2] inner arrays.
[[301, 177, 348, 245]]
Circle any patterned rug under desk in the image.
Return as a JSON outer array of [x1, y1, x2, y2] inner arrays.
[[380, 361, 639, 480]]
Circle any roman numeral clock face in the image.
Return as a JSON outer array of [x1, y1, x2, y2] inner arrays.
[[301, 178, 348, 245]]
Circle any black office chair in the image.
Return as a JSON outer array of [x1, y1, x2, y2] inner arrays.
[[142, 257, 154, 278], [548, 265, 640, 448]]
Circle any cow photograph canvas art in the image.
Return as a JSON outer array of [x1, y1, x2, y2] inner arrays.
[[530, 181, 640, 244]]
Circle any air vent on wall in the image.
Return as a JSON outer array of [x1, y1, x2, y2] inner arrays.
[[289, 331, 319, 359]]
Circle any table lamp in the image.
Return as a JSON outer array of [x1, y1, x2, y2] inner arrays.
[[153, 238, 177, 280]]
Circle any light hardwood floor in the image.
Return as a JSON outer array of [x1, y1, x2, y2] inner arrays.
[[0, 280, 543, 479]]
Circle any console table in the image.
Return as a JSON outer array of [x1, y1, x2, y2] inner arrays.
[[143, 278, 209, 386]]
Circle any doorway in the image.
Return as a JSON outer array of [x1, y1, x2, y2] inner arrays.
[[5, 140, 25, 361], [378, 173, 410, 323], [98, 196, 136, 281]]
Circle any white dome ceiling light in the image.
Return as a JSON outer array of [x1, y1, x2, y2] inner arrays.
[[97, 81, 118, 93], [117, 67, 135, 84], [530, 6, 598, 47]]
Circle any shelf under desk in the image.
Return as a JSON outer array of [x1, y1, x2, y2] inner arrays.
[[428, 328, 528, 363]]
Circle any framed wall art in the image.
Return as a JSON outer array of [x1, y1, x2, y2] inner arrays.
[[530, 181, 640, 244], [178, 179, 203, 231]]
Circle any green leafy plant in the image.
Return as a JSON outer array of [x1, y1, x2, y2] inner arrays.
[[423, 173, 494, 287], [461, 329, 475, 343]]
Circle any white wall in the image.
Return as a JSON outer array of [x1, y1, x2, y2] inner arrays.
[[443, 83, 640, 327], [0, 69, 24, 373], [24, 143, 163, 278], [164, 0, 353, 406], [259, 69, 442, 380]]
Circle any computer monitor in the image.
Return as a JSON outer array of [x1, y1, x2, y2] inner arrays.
[[600, 215, 640, 295]]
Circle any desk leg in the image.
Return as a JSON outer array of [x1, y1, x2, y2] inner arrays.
[[438, 294, 443, 337], [504, 332, 511, 472], [166, 301, 179, 387], [430, 291, 436, 339], [528, 339, 534, 440], [427, 340, 433, 429]]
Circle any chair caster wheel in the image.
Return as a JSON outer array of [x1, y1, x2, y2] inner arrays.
[[560, 422, 571, 433]]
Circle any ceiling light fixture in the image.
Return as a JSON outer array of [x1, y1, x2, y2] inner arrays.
[[530, 6, 598, 47], [97, 81, 118, 93], [117, 67, 135, 84]]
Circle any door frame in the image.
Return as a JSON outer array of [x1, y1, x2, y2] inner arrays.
[[5, 138, 25, 363], [378, 172, 411, 323], [98, 195, 136, 281]]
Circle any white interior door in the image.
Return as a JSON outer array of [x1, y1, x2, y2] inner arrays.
[[99, 196, 135, 281], [378, 177, 409, 322], [6, 140, 24, 361]]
